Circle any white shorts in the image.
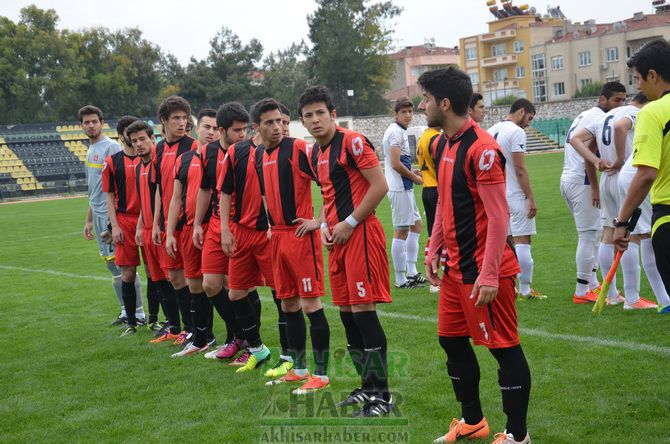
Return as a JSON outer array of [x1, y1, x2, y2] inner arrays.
[[560, 181, 601, 232], [388, 190, 421, 228], [508, 197, 536, 236], [93, 212, 115, 260], [618, 172, 652, 235], [599, 173, 620, 229]]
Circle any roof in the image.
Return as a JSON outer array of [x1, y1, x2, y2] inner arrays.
[[551, 12, 670, 43], [389, 44, 459, 60]]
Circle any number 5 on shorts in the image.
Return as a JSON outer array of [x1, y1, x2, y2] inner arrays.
[[356, 281, 366, 297]]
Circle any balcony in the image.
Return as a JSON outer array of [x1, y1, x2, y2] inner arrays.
[[480, 29, 517, 42], [487, 79, 519, 90], [481, 54, 518, 67]]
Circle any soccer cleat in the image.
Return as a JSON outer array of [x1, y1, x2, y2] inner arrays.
[[573, 290, 599, 304], [337, 388, 369, 407], [149, 331, 181, 343], [606, 294, 625, 306], [590, 285, 602, 295], [136, 318, 147, 327], [229, 350, 250, 366], [624, 297, 658, 310], [265, 369, 310, 386], [353, 396, 394, 417], [395, 280, 423, 289], [433, 417, 490, 443], [517, 289, 547, 300], [217, 339, 243, 359], [659, 305, 670, 314], [236, 346, 271, 373], [491, 430, 531, 444], [111, 315, 127, 326], [204, 346, 224, 359], [148, 322, 163, 334], [171, 343, 208, 358], [119, 326, 137, 337], [173, 331, 192, 345], [264, 359, 294, 378], [207, 337, 217, 348], [292, 376, 330, 395], [408, 273, 427, 284]]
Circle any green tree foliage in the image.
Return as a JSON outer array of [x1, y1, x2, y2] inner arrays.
[[262, 42, 311, 115], [307, 0, 401, 115], [493, 95, 519, 106], [574, 81, 604, 98]]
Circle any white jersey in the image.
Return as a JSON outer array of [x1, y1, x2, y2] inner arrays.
[[382, 122, 412, 191], [487, 120, 527, 200], [584, 105, 639, 164], [85, 136, 120, 215], [561, 106, 605, 185]]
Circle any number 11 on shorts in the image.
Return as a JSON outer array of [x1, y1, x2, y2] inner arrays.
[[302, 277, 312, 293]]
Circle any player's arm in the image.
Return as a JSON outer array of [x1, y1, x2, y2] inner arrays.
[[614, 165, 656, 251], [83, 207, 94, 240], [135, 213, 143, 246], [510, 152, 536, 218], [193, 187, 211, 249], [165, 179, 182, 258], [389, 146, 422, 184], [219, 192, 236, 256], [610, 118, 633, 175], [106, 192, 123, 244], [316, 207, 334, 250], [569, 128, 603, 169], [152, 189, 162, 245], [585, 160, 600, 209]]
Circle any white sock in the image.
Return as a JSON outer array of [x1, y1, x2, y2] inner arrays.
[[134, 273, 144, 316], [406, 232, 420, 276], [106, 261, 125, 306], [515, 244, 533, 295], [576, 230, 597, 296], [590, 230, 602, 289], [392, 238, 407, 286], [597, 243, 618, 300], [112, 274, 125, 312], [621, 242, 640, 305], [641, 238, 670, 308]]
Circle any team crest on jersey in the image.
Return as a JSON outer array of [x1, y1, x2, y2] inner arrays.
[[93, 154, 99, 162], [352, 137, 364, 156], [479, 150, 496, 171]]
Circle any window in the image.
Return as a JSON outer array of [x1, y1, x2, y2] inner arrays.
[[606, 47, 619, 62], [515, 66, 525, 78], [553, 82, 565, 96], [626, 46, 631, 58], [491, 43, 507, 57], [531, 53, 546, 72], [533, 80, 547, 102], [628, 72, 634, 86], [514, 40, 524, 53], [551, 55, 564, 70], [606, 75, 620, 83], [466, 47, 477, 60], [469, 71, 479, 85], [411, 64, 452, 77], [580, 78, 592, 88], [579, 51, 591, 67], [493, 68, 508, 82]]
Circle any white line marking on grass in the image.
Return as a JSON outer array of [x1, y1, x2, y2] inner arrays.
[[0, 231, 80, 244], [2, 264, 669, 356]]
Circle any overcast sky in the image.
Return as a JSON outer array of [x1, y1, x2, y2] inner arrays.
[[0, 0, 654, 65]]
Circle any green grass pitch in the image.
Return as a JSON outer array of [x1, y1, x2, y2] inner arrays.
[[1, 152, 669, 443]]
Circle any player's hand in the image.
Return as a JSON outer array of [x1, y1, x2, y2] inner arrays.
[[320, 225, 334, 251], [595, 159, 612, 172], [330, 220, 354, 245], [426, 253, 440, 286], [605, 159, 624, 176], [135, 229, 143, 246], [470, 277, 498, 307], [613, 226, 630, 252], [83, 221, 94, 240], [152, 225, 162, 245], [193, 224, 204, 250], [166, 234, 178, 259], [293, 218, 320, 238], [112, 226, 124, 244], [526, 197, 537, 219], [591, 187, 600, 209], [267, 227, 272, 240], [412, 173, 424, 185], [221, 229, 237, 257]]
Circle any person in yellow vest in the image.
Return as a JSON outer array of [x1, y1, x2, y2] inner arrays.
[[417, 126, 441, 293]]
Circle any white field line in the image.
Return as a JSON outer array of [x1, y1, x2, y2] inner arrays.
[[0, 231, 80, 244], [2, 264, 669, 356]]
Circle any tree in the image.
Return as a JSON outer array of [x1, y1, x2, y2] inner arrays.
[[262, 42, 311, 115], [307, 0, 401, 115], [574, 81, 604, 98], [493, 95, 519, 106]]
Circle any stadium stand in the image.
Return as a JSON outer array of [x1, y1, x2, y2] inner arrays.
[[531, 118, 572, 147]]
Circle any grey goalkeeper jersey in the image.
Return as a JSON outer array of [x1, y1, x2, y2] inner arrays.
[[85, 137, 120, 215]]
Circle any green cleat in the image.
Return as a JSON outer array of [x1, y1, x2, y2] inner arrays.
[[236, 345, 271, 373], [264, 359, 294, 378]]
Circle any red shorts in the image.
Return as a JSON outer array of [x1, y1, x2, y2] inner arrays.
[[271, 227, 325, 299], [201, 218, 229, 275], [114, 213, 141, 267], [142, 228, 167, 280], [328, 215, 391, 306], [228, 224, 274, 291], [438, 274, 519, 349], [180, 223, 207, 279], [159, 230, 183, 270]]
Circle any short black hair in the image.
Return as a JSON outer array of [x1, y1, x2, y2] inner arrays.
[[126, 120, 154, 139], [394, 97, 414, 113], [417, 67, 472, 116], [78, 105, 103, 122], [251, 98, 281, 124], [509, 98, 535, 115], [298, 86, 336, 117], [469, 93, 483, 109], [632, 92, 649, 104], [627, 38, 670, 83], [157, 95, 191, 123], [197, 108, 217, 125], [116, 116, 139, 136], [278, 102, 290, 117], [216, 102, 250, 130], [601, 81, 627, 99]]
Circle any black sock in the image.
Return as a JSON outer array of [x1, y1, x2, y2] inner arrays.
[[121, 280, 137, 327], [157, 280, 181, 334], [206, 303, 215, 341], [439, 336, 483, 424], [248, 289, 261, 329], [231, 296, 262, 348], [340, 311, 366, 382], [146, 277, 160, 324], [272, 290, 289, 356], [191, 292, 210, 348], [176, 286, 192, 332], [490, 345, 531, 441], [353, 311, 389, 401], [209, 288, 239, 343], [307, 309, 330, 376], [285, 309, 307, 369]]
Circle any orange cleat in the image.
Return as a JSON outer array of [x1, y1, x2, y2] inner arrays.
[[149, 331, 181, 343], [573, 290, 599, 304], [624, 297, 658, 310], [292, 376, 330, 395], [433, 417, 490, 443]]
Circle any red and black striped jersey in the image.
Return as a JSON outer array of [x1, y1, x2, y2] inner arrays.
[[135, 159, 157, 229], [309, 127, 379, 227], [435, 118, 519, 284], [258, 137, 314, 228], [174, 150, 210, 228], [101, 151, 141, 215], [152, 136, 198, 224], [217, 140, 268, 230], [200, 140, 228, 218]]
